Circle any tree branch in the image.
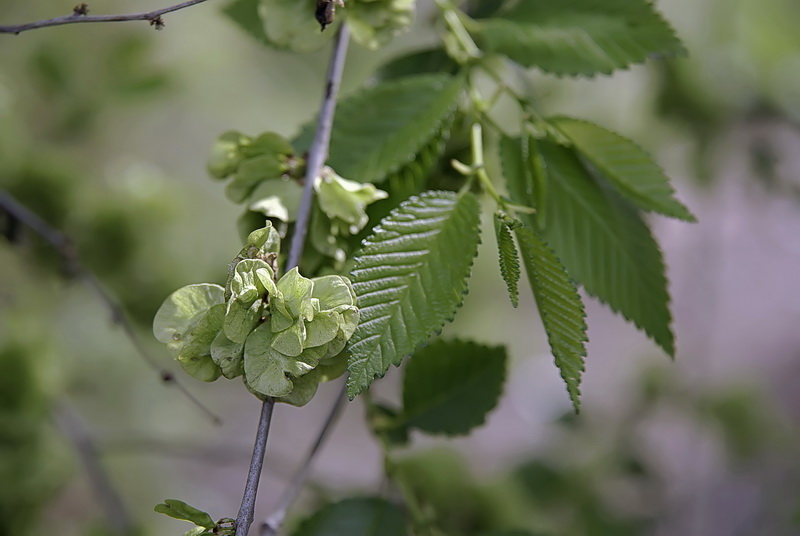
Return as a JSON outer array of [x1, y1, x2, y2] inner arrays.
[[234, 22, 351, 536], [0, 189, 222, 425], [53, 403, 136, 536], [0, 0, 212, 35], [260, 381, 348, 536]]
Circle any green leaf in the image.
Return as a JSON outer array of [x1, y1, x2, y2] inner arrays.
[[154, 499, 215, 529], [346, 191, 481, 398], [292, 497, 407, 536], [550, 117, 696, 221], [257, 0, 335, 52], [153, 283, 225, 354], [401, 339, 507, 435], [210, 329, 245, 379], [223, 0, 269, 45], [347, 0, 416, 50], [493, 212, 521, 308], [177, 304, 224, 382], [294, 74, 462, 184], [472, 0, 686, 76], [244, 323, 316, 397], [505, 138, 674, 356], [515, 226, 587, 412]]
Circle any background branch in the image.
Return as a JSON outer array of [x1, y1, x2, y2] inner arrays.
[[0, 189, 222, 425], [0, 0, 211, 35], [53, 402, 136, 536], [233, 22, 351, 536]]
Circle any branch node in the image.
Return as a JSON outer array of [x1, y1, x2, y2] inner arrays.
[[73, 3, 90, 16], [149, 16, 165, 30]]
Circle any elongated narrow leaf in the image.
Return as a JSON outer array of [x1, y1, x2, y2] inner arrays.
[[294, 74, 462, 183], [515, 226, 587, 411], [401, 339, 507, 435], [472, 0, 686, 76], [505, 138, 674, 356], [551, 117, 696, 221], [346, 191, 481, 398], [494, 213, 521, 308], [154, 500, 214, 529], [292, 498, 406, 536]]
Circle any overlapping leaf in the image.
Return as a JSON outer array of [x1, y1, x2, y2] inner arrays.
[[346, 191, 481, 398], [472, 0, 686, 76], [551, 117, 696, 221], [401, 339, 507, 435], [504, 137, 674, 356], [294, 74, 462, 184], [515, 226, 587, 411]]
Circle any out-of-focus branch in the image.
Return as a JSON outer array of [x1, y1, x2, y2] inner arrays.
[[53, 403, 136, 536], [0, 0, 211, 35], [234, 22, 351, 536], [0, 189, 222, 425]]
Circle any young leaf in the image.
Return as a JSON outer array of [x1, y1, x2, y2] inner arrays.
[[346, 191, 481, 398], [550, 117, 696, 221], [505, 138, 674, 356], [515, 226, 587, 412], [294, 74, 462, 184], [493, 212, 521, 308], [472, 0, 686, 76], [292, 497, 407, 536], [154, 499, 215, 529], [401, 339, 507, 435]]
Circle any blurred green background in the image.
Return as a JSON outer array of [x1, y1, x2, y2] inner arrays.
[[1, 1, 800, 535]]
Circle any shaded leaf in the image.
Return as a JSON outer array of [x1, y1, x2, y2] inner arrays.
[[346, 191, 481, 398], [223, 0, 269, 44], [472, 0, 686, 76], [401, 339, 507, 435], [292, 497, 406, 536], [294, 74, 461, 184], [493, 212, 521, 308], [515, 226, 587, 412], [550, 117, 695, 221], [505, 138, 674, 356]]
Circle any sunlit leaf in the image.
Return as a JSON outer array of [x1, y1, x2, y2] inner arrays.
[[154, 499, 214, 529], [346, 191, 481, 398]]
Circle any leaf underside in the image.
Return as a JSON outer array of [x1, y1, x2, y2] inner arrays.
[[346, 191, 482, 399], [474, 0, 686, 76], [402, 339, 507, 435], [294, 74, 462, 183]]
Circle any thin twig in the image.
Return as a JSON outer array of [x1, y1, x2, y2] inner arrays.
[[0, 190, 222, 425], [0, 0, 211, 35], [286, 24, 351, 270], [53, 403, 136, 536], [234, 23, 351, 536], [260, 380, 348, 536]]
